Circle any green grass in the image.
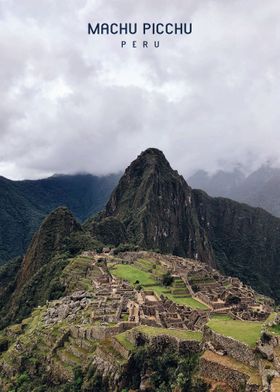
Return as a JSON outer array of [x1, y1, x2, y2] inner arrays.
[[148, 285, 208, 309], [269, 324, 280, 335], [207, 318, 263, 347], [110, 264, 156, 285], [115, 333, 135, 351], [167, 295, 208, 309], [265, 312, 277, 324], [209, 314, 232, 321], [109, 264, 208, 310], [134, 326, 202, 341], [121, 313, 129, 321]]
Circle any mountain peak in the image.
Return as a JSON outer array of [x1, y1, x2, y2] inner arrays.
[[138, 147, 166, 160], [128, 148, 172, 172], [17, 206, 80, 288], [87, 148, 213, 262]]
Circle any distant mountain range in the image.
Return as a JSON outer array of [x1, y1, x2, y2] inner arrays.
[[188, 165, 280, 218], [0, 173, 120, 263]]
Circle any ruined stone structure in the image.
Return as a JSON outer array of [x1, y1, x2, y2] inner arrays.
[[38, 251, 280, 391]]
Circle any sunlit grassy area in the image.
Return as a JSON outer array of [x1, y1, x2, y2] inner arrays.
[[207, 318, 263, 347], [110, 264, 156, 285], [109, 263, 208, 309], [115, 333, 135, 351], [209, 314, 232, 321]]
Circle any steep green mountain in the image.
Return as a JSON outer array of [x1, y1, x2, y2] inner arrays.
[[86, 148, 214, 264], [193, 190, 280, 300], [0, 207, 102, 328], [0, 173, 119, 263], [87, 148, 280, 301]]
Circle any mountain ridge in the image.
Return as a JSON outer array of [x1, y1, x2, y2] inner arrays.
[[0, 172, 119, 263]]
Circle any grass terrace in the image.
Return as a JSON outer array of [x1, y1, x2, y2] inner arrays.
[[110, 264, 156, 286], [115, 326, 202, 351], [115, 333, 135, 352], [109, 262, 208, 309], [207, 316, 263, 347]]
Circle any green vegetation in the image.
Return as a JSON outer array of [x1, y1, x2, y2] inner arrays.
[[147, 285, 207, 309], [109, 263, 208, 310], [111, 264, 156, 285], [126, 345, 208, 392], [113, 243, 140, 254], [61, 256, 95, 293], [207, 318, 263, 347], [0, 173, 119, 264], [162, 272, 174, 286], [167, 296, 208, 309], [0, 257, 22, 311], [0, 253, 70, 329], [66, 232, 104, 255], [209, 314, 232, 321], [115, 333, 135, 351], [268, 324, 280, 335], [265, 312, 277, 324]]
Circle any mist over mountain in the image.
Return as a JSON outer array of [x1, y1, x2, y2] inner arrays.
[[0, 173, 119, 263], [188, 165, 280, 218]]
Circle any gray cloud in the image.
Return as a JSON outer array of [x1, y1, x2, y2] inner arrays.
[[0, 0, 280, 179]]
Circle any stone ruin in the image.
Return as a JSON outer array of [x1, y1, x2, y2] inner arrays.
[[41, 251, 280, 391]]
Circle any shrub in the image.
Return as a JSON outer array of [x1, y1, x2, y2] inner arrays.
[[162, 272, 174, 287], [113, 243, 140, 255]]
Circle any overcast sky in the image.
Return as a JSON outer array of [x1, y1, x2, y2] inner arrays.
[[0, 0, 280, 180]]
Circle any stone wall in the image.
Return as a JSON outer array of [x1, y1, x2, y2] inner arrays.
[[111, 338, 130, 360], [70, 322, 136, 341], [195, 292, 212, 307], [92, 346, 124, 390], [126, 329, 201, 355], [203, 326, 258, 368], [199, 357, 259, 392]]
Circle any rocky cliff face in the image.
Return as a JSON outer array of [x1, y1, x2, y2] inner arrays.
[[87, 148, 214, 264], [87, 148, 280, 301], [193, 189, 280, 299]]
